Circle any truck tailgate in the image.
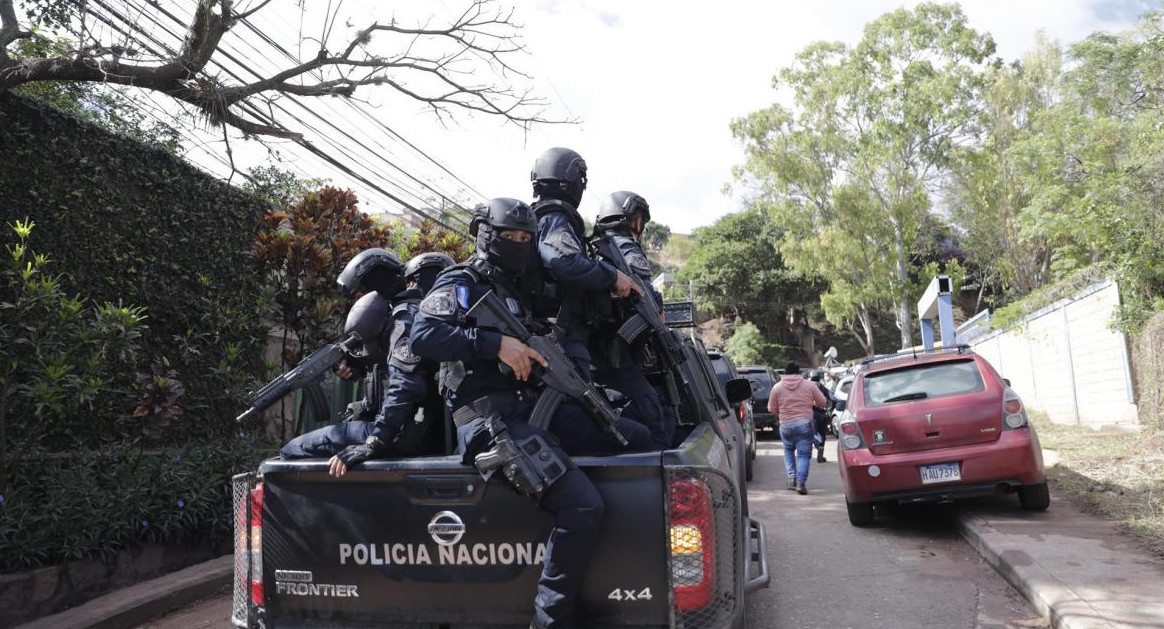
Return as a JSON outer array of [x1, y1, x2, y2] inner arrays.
[[258, 452, 669, 627]]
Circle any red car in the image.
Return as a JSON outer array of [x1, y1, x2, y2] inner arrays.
[[836, 347, 1048, 526]]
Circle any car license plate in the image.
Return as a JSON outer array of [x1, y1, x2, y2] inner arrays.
[[920, 462, 961, 485]]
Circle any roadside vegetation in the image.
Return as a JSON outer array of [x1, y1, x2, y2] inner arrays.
[[1034, 414, 1164, 559]]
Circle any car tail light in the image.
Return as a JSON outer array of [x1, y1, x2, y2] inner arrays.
[[669, 478, 714, 611], [838, 420, 865, 450], [249, 483, 264, 606], [737, 402, 748, 425], [1002, 389, 1028, 430]]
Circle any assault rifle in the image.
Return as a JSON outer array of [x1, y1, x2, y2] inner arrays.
[[235, 334, 362, 423], [466, 290, 628, 446], [589, 235, 686, 367]]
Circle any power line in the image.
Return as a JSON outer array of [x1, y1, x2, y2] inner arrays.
[[83, 0, 475, 233]]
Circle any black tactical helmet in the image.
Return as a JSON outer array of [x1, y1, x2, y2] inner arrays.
[[595, 191, 651, 234], [404, 252, 455, 294], [337, 248, 405, 298], [531, 147, 587, 206], [344, 291, 391, 357], [470, 197, 537, 275]]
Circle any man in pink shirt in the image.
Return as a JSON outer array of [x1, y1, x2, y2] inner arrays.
[[768, 361, 827, 494]]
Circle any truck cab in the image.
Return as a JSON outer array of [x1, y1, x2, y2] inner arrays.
[[232, 329, 768, 629]]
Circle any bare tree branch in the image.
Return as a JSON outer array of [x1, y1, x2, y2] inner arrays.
[[0, 0, 565, 138]]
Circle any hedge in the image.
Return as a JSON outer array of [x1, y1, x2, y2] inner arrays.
[[0, 91, 270, 441]]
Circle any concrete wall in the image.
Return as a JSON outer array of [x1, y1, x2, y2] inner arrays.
[[970, 280, 1139, 430]]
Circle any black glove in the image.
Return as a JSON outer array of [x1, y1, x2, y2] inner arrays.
[[335, 436, 386, 468]]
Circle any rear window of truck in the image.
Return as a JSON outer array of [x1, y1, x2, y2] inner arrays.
[[741, 371, 773, 399], [862, 359, 985, 406]]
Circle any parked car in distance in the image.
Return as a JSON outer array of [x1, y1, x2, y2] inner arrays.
[[737, 365, 779, 438], [706, 349, 758, 481], [836, 346, 1049, 526], [828, 372, 855, 435]]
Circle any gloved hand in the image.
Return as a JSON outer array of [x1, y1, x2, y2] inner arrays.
[[329, 438, 384, 478]]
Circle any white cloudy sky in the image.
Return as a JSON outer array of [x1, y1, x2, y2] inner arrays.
[[167, 0, 1151, 233]]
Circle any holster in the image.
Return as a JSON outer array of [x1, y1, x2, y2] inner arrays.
[[459, 397, 569, 501]]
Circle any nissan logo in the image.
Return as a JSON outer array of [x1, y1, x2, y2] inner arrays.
[[427, 511, 466, 546]]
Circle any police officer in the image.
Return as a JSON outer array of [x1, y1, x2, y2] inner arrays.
[[590, 191, 674, 449], [529, 148, 642, 379], [325, 252, 456, 477], [809, 370, 837, 463], [411, 197, 644, 629], [278, 249, 403, 459]]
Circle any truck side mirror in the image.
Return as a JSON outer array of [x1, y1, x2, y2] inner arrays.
[[725, 378, 753, 405], [834, 400, 847, 412]]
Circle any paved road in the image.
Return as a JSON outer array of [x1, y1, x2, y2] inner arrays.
[[135, 439, 1045, 629], [745, 438, 1044, 629]]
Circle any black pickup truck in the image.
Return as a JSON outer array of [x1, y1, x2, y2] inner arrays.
[[230, 328, 769, 629]]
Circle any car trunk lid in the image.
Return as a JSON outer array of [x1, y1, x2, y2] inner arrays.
[[857, 358, 1002, 455]]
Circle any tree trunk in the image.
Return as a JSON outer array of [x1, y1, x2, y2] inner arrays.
[[0, 385, 8, 492], [858, 305, 876, 357], [894, 226, 914, 349]]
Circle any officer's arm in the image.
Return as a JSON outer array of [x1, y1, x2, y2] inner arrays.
[[368, 366, 427, 445], [410, 275, 503, 362], [538, 213, 617, 290]]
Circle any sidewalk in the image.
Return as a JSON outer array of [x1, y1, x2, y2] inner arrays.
[[12, 555, 231, 629], [957, 483, 1164, 629]]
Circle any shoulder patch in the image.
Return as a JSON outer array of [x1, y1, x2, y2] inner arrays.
[[545, 230, 582, 256], [420, 287, 457, 317], [391, 335, 422, 365], [627, 251, 652, 277]]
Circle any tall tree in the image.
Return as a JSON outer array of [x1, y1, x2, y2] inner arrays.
[[947, 35, 1062, 307], [1006, 16, 1164, 320], [732, 3, 995, 349], [1, 0, 555, 138], [678, 208, 823, 360]]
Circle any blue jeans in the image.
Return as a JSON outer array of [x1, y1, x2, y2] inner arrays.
[[780, 418, 815, 485]]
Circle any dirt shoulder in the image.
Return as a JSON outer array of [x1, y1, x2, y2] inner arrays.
[[1032, 414, 1164, 559]]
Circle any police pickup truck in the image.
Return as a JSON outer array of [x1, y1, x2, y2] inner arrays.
[[230, 303, 768, 629]]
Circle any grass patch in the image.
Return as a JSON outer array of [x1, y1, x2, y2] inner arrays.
[[1032, 413, 1164, 559]]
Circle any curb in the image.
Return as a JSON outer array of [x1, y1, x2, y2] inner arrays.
[[13, 555, 233, 629], [956, 510, 1117, 629]]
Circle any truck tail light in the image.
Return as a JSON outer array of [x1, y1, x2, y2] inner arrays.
[[669, 478, 714, 611], [839, 420, 865, 450], [249, 483, 265, 606], [737, 403, 747, 425], [1002, 389, 1028, 430]]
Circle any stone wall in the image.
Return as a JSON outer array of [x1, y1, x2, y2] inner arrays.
[[971, 280, 1139, 429], [0, 543, 224, 628]]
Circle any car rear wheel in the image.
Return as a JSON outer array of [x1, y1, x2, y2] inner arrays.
[[846, 499, 875, 526], [1018, 481, 1051, 511]]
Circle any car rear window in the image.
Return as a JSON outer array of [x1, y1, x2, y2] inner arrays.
[[862, 360, 985, 405], [837, 379, 853, 396], [741, 372, 773, 399]]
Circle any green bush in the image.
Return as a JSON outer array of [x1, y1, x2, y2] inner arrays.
[[0, 436, 271, 572]]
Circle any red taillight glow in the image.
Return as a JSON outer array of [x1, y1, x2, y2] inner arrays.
[[249, 483, 264, 606], [840, 422, 858, 436], [1004, 399, 1022, 415], [737, 403, 747, 424], [669, 478, 714, 612]]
